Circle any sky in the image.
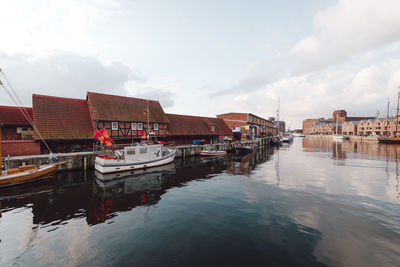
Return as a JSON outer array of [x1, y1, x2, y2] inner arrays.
[[1, 0, 400, 129]]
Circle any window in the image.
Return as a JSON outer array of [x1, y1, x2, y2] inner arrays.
[[127, 149, 135, 155], [154, 123, 159, 130], [131, 123, 137, 130], [111, 122, 118, 130], [211, 126, 215, 131], [138, 123, 143, 130]]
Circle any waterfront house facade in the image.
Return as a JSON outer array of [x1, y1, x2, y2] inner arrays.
[[217, 113, 277, 139], [87, 92, 169, 142], [303, 110, 374, 135]]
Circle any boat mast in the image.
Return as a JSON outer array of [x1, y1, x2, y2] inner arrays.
[[386, 99, 390, 137], [277, 97, 280, 135], [336, 114, 339, 135], [396, 89, 400, 137], [147, 100, 150, 139], [0, 125, 2, 173]]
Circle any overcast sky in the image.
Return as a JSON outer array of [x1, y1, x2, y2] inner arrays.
[[1, 0, 400, 129]]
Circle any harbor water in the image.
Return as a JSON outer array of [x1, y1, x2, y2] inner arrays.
[[1, 137, 400, 266]]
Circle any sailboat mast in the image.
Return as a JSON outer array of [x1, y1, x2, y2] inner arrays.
[[396, 89, 400, 137], [336, 114, 339, 135], [386, 99, 390, 137], [147, 100, 150, 138], [0, 126, 2, 173], [277, 97, 280, 135]]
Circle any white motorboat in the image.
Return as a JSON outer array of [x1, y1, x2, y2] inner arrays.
[[332, 134, 345, 140], [281, 133, 293, 143], [95, 143, 176, 174]]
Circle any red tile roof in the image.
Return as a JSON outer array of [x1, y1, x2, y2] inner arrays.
[[87, 92, 169, 123], [0, 105, 33, 125], [167, 113, 232, 136], [33, 94, 94, 140]]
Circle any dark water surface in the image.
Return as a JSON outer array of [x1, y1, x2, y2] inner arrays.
[[1, 137, 400, 266]]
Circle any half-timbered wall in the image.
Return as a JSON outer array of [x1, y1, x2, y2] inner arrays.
[[95, 121, 168, 139]]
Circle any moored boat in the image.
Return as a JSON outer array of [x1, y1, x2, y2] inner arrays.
[[332, 134, 349, 141], [378, 89, 400, 144], [0, 161, 65, 188], [281, 133, 293, 143], [0, 69, 65, 188], [200, 150, 226, 156], [95, 143, 176, 174]]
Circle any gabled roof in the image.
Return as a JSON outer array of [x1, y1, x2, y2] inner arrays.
[[33, 94, 94, 140], [0, 105, 33, 125], [87, 92, 169, 123], [167, 114, 232, 136]]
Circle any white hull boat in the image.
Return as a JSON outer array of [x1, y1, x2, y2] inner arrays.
[[200, 150, 226, 156], [95, 144, 176, 175], [332, 135, 348, 140]]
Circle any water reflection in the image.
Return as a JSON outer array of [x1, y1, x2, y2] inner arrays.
[[301, 137, 400, 200], [0, 148, 272, 228], [2, 142, 400, 266]]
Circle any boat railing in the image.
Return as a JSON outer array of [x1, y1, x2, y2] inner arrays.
[[163, 141, 176, 148]]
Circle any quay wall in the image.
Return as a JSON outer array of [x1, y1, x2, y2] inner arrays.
[[307, 135, 379, 142], [2, 137, 271, 171]]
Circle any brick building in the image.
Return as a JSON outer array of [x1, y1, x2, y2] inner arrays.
[[303, 110, 374, 135], [32, 94, 95, 153], [0, 105, 39, 156], [217, 113, 277, 139], [87, 92, 169, 142], [166, 114, 232, 145], [0, 105, 34, 140]]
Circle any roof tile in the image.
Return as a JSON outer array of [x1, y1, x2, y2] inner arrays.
[[33, 94, 94, 140], [0, 105, 32, 125], [87, 92, 169, 123]]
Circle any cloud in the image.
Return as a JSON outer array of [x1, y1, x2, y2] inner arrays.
[[131, 83, 180, 108], [213, 0, 400, 98], [0, 0, 120, 55], [0, 51, 140, 105], [228, 58, 400, 129], [291, 0, 400, 71]]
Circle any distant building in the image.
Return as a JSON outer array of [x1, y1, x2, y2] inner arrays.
[[217, 113, 276, 139], [303, 110, 374, 135], [275, 121, 286, 134]]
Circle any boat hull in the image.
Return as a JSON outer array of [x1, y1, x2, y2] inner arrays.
[[95, 150, 176, 174], [200, 151, 226, 156], [0, 162, 64, 188], [378, 137, 400, 143]]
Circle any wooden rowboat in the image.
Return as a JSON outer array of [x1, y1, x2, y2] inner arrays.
[[0, 161, 65, 188]]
